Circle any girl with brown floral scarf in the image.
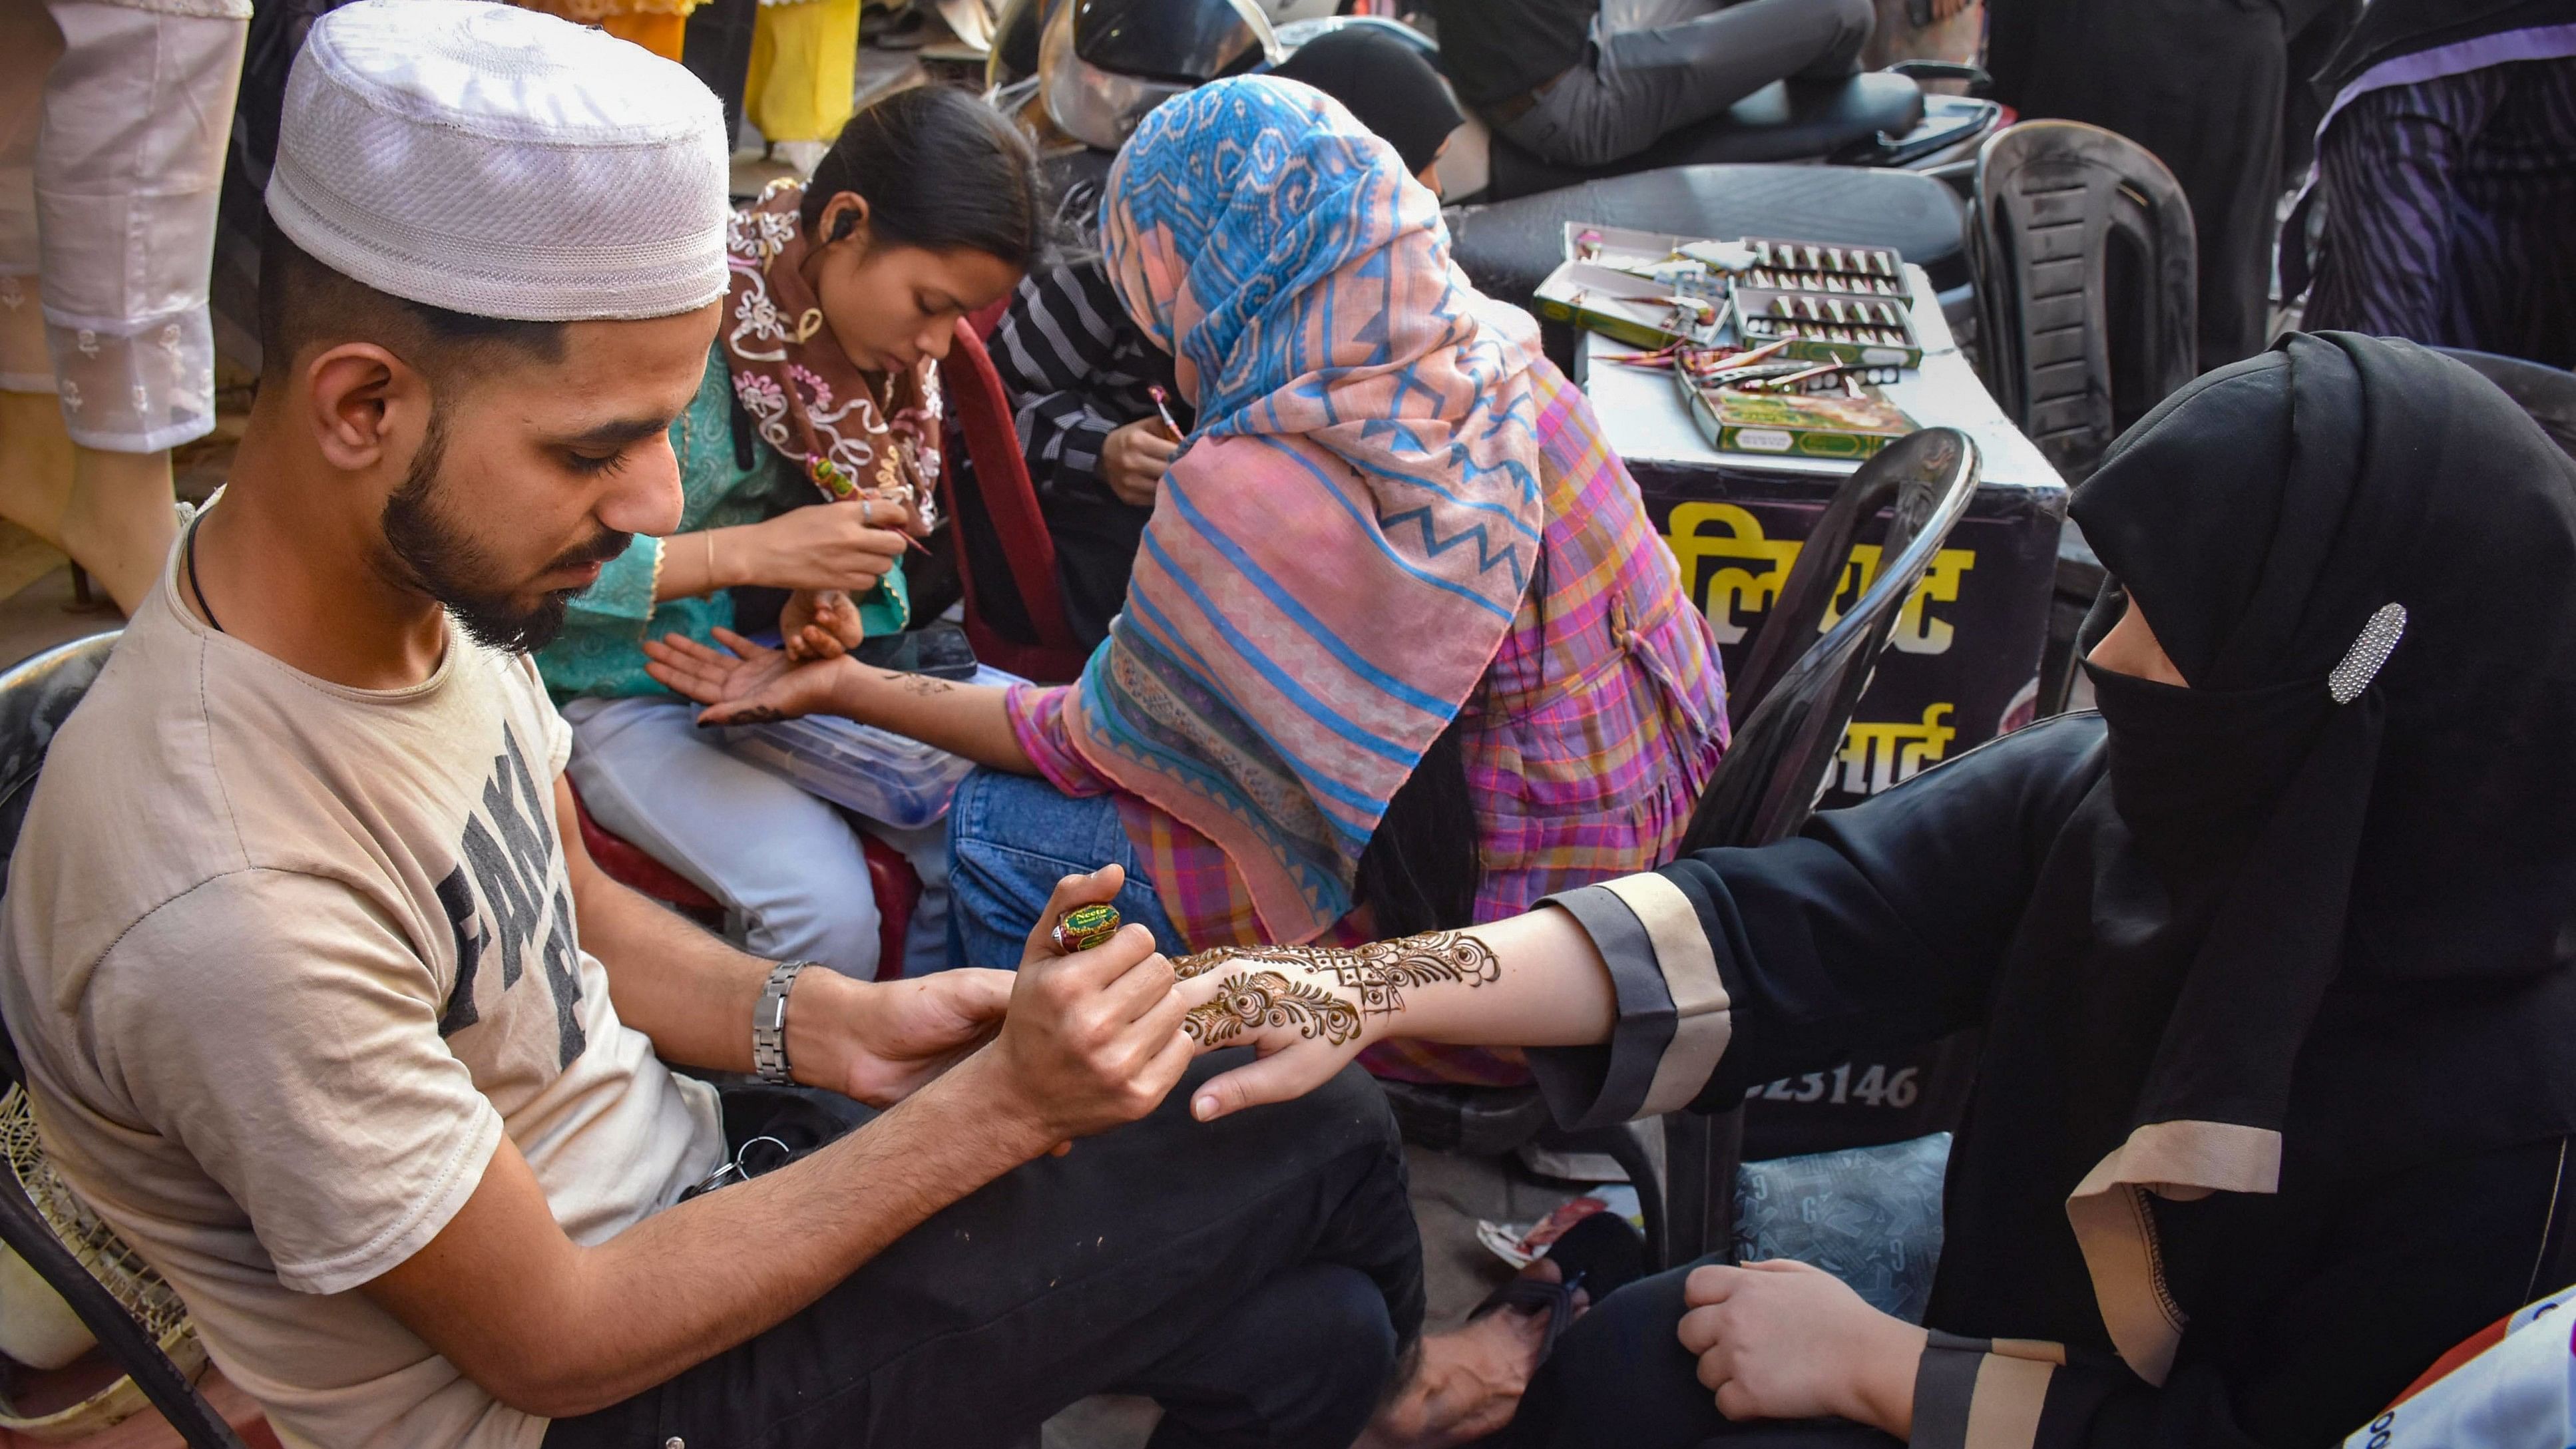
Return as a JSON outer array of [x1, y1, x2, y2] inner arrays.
[[535, 87, 1038, 980]]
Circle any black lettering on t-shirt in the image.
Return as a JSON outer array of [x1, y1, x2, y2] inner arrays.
[[435, 864, 484, 1037], [540, 885, 586, 1068], [450, 724, 587, 1068], [483, 731, 555, 899], [459, 815, 538, 990]]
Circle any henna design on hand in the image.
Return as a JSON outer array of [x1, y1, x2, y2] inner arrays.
[[1172, 932, 1500, 1020], [1182, 971, 1364, 1048]]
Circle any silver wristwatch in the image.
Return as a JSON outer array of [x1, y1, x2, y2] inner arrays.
[[753, 959, 815, 1084]]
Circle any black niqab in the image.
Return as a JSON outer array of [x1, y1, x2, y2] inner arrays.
[[2076, 333, 2576, 1018], [1979, 331, 2576, 1381]]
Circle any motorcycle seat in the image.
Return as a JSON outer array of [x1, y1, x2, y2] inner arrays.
[[1482, 72, 1926, 202], [1446, 164, 1966, 373]]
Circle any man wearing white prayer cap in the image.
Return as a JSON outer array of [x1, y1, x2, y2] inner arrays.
[[0, 4, 1431, 1446]]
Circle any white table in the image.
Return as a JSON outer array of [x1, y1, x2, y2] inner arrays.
[[1580, 266, 2069, 805], [1577, 264, 2065, 496]]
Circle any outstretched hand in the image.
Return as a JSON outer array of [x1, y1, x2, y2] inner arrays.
[[1171, 946, 1377, 1123], [642, 627, 852, 726]]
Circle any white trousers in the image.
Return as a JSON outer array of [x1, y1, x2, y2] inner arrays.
[[561, 696, 951, 980], [0, 0, 247, 453]]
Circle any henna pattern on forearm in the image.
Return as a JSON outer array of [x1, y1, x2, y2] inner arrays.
[[871, 668, 956, 697], [1173, 931, 1502, 1022], [1183, 970, 1365, 1048]]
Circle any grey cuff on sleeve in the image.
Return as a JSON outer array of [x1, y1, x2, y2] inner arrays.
[[1524, 885, 1679, 1130], [1912, 1332, 1988, 1449], [1911, 1332, 2062, 1449]]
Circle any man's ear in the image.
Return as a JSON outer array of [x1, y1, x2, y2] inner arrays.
[[304, 343, 429, 474]]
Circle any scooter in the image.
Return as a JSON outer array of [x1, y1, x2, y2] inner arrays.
[[987, 0, 2000, 350], [986, 0, 2002, 206]]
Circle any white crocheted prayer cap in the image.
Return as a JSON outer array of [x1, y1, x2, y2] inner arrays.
[[267, 0, 730, 323]]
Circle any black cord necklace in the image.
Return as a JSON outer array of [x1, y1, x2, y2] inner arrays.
[[184, 513, 223, 634]]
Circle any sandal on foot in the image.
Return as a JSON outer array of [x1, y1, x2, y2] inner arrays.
[[1466, 1211, 1649, 1360]]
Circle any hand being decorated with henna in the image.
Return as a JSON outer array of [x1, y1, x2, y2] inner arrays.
[[642, 626, 856, 726], [1173, 931, 1505, 1122]]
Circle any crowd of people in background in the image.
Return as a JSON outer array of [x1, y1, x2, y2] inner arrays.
[[0, 0, 2569, 1445]]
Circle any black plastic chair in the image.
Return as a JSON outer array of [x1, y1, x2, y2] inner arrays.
[[1972, 120, 2197, 483], [0, 632, 248, 1449], [1660, 427, 1982, 1265], [1972, 120, 2197, 718], [1377, 431, 1975, 1269]]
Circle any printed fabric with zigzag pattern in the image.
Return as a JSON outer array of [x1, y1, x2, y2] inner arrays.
[[1059, 76, 1550, 942]]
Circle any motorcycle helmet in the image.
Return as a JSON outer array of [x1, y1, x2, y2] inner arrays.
[[1039, 0, 1281, 151], [986, 0, 1053, 90]]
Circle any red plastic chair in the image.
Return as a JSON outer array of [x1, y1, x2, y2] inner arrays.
[[937, 317, 1094, 684], [566, 778, 920, 982]]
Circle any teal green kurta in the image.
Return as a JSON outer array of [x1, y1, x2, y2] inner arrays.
[[536, 343, 910, 703]]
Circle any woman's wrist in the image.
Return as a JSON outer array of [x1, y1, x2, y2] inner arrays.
[[703, 522, 759, 592], [821, 657, 885, 720], [1848, 1321, 1928, 1436]]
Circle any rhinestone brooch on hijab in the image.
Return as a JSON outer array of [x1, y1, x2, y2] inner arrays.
[[2329, 602, 2409, 705]]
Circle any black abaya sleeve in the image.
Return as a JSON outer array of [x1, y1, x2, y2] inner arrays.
[[1527, 713, 2107, 1129], [1913, 1134, 2574, 1449]]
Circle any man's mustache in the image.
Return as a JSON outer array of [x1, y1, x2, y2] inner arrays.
[[548, 530, 635, 573]]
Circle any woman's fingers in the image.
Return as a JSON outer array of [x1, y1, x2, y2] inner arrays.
[[1683, 1264, 1746, 1307], [644, 632, 734, 668], [1677, 1301, 1727, 1356], [642, 653, 728, 704], [1185, 1044, 1351, 1122], [708, 626, 777, 662]]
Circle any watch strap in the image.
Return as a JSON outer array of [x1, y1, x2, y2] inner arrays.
[[753, 958, 814, 1084]]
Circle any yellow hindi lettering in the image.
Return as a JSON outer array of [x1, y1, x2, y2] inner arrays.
[[1891, 550, 1975, 654], [1825, 545, 1976, 653], [1662, 503, 1799, 645], [1832, 704, 1958, 795], [1661, 504, 1974, 655]]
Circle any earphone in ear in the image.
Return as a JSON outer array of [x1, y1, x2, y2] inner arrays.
[[830, 212, 857, 244]]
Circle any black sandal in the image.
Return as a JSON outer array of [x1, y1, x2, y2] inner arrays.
[[1467, 1211, 1648, 1360]]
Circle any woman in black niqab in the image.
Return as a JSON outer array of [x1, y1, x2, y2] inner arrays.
[[1167, 333, 2576, 1448]]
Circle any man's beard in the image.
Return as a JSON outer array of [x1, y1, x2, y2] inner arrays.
[[380, 412, 632, 654]]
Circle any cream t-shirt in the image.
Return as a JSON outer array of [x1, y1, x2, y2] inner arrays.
[[0, 554, 724, 1449]]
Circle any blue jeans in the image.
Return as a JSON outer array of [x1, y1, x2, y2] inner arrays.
[[945, 768, 1185, 971]]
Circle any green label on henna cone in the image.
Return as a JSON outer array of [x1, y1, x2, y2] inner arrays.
[[808, 456, 859, 501], [1051, 903, 1122, 955], [1184, 971, 1365, 1048]]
